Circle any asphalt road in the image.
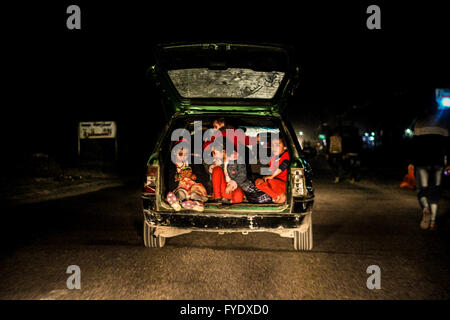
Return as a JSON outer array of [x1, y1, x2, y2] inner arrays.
[[0, 165, 449, 300]]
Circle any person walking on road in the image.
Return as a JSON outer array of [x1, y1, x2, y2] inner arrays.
[[410, 106, 449, 230], [326, 128, 343, 183], [343, 126, 362, 184]]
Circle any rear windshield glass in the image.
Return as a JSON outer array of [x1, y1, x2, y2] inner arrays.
[[168, 68, 285, 99]]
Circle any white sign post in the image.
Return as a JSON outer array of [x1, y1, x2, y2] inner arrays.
[[78, 121, 118, 160]]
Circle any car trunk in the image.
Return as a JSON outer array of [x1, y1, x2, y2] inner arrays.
[[157, 114, 293, 213]]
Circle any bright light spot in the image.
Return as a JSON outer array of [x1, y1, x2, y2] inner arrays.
[[318, 134, 326, 140], [442, 97, 450, 107], [364, 132, 369, 137], [299, 131, 304, 136], [436, 89, 450, 109], [405, 128, 414, 138], [369, 136, 375, 141], [371, 132, 375, 136]]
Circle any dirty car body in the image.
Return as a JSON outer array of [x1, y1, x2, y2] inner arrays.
[[142, 42, 315, 250]]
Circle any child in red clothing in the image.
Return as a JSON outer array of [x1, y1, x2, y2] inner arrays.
[[210, 147, 245, 204], [255, 137, 290, 204], [203, 117, 257, 153]]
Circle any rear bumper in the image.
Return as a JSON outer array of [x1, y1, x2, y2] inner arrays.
[[142, 194, 314, 235], [143, 209, 311, 232]]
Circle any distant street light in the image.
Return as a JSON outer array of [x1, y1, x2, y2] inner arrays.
[[405, 128, 414, 137], [442, 97, 450, 107], [436, 88, 450, 109]]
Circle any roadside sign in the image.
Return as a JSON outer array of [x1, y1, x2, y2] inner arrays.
[[79, 121, 117, 139], [78, 121, 118, 160]]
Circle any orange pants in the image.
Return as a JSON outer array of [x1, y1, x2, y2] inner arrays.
[[256, 178, 286, 199], [211, 167, 244, 203], [400, 165, 416, 190]]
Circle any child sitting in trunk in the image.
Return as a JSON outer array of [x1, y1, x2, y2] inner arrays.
[[255, 137, 290, 204], [210, 144, 272, 204], [166, 144, 208, 212]]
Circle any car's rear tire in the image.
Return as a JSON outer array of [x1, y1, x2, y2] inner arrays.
[[143, 221, 166, 248], [293, 215, 313, 251]]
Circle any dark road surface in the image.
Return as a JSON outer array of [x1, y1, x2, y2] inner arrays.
[[1, 164, 449, 300]]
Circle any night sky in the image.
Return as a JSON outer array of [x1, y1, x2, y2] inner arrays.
[[4, 1, 450, 173]]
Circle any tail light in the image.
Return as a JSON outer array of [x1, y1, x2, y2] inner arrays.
[[144, 165, 159, 194], [291, 168, 305, 196]]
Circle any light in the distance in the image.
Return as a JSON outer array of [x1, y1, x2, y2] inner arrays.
[[436, 88, 450, 109], [442, 97, 450, 107], [405, 128, 414, 138]]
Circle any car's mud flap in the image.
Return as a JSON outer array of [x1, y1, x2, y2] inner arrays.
[[152, 224, 193, 238], [270, 213, 311, 238]]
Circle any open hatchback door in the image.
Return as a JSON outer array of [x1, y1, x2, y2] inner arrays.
[[150, 42, 299, 115]]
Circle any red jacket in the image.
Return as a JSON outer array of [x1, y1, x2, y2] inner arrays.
[[203, 129, 256, 151], [269, 151, 290, 182]]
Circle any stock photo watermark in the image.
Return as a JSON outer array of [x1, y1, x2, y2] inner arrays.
[[366, 5, 381, 30], [66, 5, 81, 30], [170, 121, 280, 175], [66, 265, 81, 290], [66, 4, 381, 31], [366, 265, 381, 290]]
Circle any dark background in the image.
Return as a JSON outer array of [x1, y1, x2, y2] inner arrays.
[[3, 1, 450, 178]]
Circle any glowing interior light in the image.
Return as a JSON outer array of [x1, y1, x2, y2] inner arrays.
[[442, 97, 450, 107]]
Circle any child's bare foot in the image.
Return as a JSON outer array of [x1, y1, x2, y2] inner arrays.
[[273, 193, 286, 204], [220, 198, 231, 205]]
